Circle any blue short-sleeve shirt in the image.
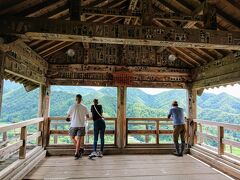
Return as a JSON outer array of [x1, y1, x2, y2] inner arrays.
[[168, 107, 185, 125]]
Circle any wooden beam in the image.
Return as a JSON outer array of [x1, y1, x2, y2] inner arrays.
[[47, 64, 191, 87], [193, 53, 240, 89], [1, 17, 240, 50]]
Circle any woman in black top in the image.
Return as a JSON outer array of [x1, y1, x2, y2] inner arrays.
[[89, 99, 106, 158]]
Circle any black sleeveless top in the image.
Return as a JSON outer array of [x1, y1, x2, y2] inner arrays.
[[91, 105, 103, 121]]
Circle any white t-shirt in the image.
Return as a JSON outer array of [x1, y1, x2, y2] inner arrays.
[[67, 103, 89, 127]]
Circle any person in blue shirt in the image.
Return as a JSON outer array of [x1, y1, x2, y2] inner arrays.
[[168, 101, 186, 156]]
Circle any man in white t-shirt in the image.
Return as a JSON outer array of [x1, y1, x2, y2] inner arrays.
[[67, 94, 89, 159]]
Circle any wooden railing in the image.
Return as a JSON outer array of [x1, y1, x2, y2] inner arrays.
[[0, 118, 44, 160], [48, 117, 117, 145], [193, 119, 240, 158], [127, 118, 177, 145], [0, 118, 46, 179]]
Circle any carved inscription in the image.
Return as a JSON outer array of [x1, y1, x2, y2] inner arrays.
[[1, 17, 240, 50]]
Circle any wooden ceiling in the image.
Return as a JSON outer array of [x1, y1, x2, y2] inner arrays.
[[0, 0, 239, 67]]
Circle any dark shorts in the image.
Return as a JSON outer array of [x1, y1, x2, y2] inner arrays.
[[69, 127, 85, 137]]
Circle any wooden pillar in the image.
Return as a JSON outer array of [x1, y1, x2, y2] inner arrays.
[[141, 0, 153, 26], [69, 0, 80, 21], [117, 86, 127, 149], [0, 52, 5, 116], [39, 84, 51, 147], [218, 126, 224, 155], [19, 126, 27, 159], [203, 0, 217, 30], [187, 86, 197, 146]]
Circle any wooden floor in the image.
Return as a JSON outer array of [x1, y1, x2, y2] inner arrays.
[[24, 155, 231, 180]]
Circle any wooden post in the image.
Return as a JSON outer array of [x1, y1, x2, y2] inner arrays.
[[117, 86, 127, 149], [199, 124, 203, 145], [156, 120, 159, 144], [54, 124, 58, 144], [37, 84, 44, 146], [40, 84, 51, 147], [145, 124, 149, 143], [0, 52, 5, 116], [187, 86, 197, 146], [19, 126, 27, 159], [218, 126, 224, 155]]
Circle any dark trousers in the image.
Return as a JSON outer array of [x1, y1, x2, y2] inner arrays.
[[93, 119, 106, 152]]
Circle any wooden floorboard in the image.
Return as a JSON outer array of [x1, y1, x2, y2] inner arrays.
[[24, 155, 231, 180]]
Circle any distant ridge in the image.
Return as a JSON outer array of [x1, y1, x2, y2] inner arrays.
[[1, 81, 240, 125]]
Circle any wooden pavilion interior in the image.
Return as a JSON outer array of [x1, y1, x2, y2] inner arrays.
[[0, 0, 240, 179]]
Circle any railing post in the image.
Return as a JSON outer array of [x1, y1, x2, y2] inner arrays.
[[145, 124, 149, 143], [218, 126, 224, 155], [199, 123, 203, 145], [156, 120, 159, 144], [19, 126, 27, 159], [54, 124, 58, 144], [193, 122, 198, 144]]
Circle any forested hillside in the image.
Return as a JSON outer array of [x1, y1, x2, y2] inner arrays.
[[1, 81, 240, 125]]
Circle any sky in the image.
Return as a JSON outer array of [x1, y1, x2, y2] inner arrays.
[[88, 84, 240, 98]]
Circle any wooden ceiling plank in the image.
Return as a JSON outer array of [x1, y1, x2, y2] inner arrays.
[[35, 41, 59, 52], [226, 0, 240, 11], [39, 42, 66, 55], [167, 48, 195, 67], [15, 0, 59, 17], [157, 0, 181, 14], [216, 8, 240, 29], [39, 3, 68, 18], [42, 42, 75, 58], [171, 47, 201, 66]]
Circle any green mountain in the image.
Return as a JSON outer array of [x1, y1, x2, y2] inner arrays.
[[0, 81, 240, 125]]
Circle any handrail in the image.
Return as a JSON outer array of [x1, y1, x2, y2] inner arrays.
[[0, 118, 44, 133], [194, 119, 240, 131], [48, 117, 117, 145], [193, 118, 240, 157], [127, 118, 171, 121], [49, 117, 117, 121], [0, 117, 44, 162], [127, 117, 176, 145]]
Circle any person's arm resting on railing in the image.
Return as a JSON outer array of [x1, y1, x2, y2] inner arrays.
[[66, 105, 74, 122], [168, 109, 172, 119]]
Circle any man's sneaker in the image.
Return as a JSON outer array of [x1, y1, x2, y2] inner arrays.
[[74, 153, 80, 160], [79, 148, 84, 158], [97, 151, 103, 158], [88, 151, 97, 159]]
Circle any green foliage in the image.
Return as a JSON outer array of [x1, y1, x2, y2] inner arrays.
[[1, 81, 240, 156]]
